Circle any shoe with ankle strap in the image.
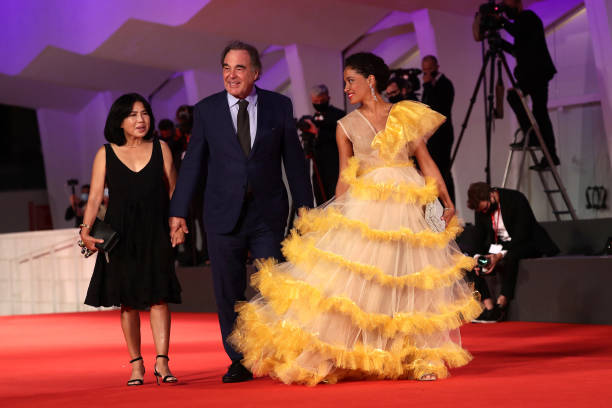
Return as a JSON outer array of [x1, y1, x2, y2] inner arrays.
[[127, 356, 145, 386], [154, 355, 178, 385]]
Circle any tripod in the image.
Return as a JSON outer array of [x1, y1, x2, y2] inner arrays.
[[450, 35, 514, 185], [451, 34, 577, 220], [307, 152, 328, 204]]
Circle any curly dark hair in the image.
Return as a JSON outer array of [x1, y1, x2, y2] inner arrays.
[[104, 93, 155, 145], [344, 52, 390, 93]]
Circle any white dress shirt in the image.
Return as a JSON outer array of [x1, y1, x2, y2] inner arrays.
[[493, 208, 512, 243], [227, 88, 258, 148], [473, 207, 513, 261]]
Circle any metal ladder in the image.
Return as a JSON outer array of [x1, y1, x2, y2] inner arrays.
[[501, 89, 577, 221]]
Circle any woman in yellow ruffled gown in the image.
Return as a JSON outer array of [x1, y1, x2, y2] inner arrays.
[[229, 52, 481, 385]]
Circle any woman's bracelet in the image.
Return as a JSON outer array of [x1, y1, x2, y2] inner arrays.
[[79, 223, 90, 230], [442, 207, 453, 212]]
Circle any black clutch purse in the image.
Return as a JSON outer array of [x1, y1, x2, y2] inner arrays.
[[90, 218, 119, 261]]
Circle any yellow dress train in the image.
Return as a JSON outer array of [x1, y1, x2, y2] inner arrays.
[[229, 100, 481, 386]]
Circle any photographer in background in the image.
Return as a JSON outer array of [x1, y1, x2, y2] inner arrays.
[[385, 77, 420, 103], [499, 0, 560, 171], [467, 182, 559, 322], [158, 118, 183, 167], [306, 84, 345, 205], [174, 105, 193, 164], [385, 77, 407, 103], [174, 104, 209, 266], [387, 69, 420, 102], [65, 183, 90, 227], [421, 55, 456, 204]]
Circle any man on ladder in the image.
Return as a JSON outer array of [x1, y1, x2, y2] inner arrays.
[[499, 0, 560, 171]]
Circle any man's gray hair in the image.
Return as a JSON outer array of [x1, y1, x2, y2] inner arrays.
[[310, 84, 329, 96]]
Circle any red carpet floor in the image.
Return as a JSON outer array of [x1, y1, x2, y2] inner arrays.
[[2, 311, 612, 408]]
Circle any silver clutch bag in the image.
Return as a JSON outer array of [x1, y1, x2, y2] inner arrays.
[[425, 200, 446, 232]]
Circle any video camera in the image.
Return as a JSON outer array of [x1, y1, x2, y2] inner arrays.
[[67, 178, 79, 195], [390, 68, 422, 95], [474, 0, 509, 41], [296, 115, 316, 158]]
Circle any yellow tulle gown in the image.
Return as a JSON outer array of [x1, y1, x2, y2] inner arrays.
[[229, 100, 482, 385]]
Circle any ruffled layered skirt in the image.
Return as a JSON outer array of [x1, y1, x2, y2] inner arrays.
[[229, 157, 481, 385]]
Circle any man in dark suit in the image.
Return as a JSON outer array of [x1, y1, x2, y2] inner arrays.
[[466, 182, 559, 322], [169, 41, 313, 382], [500, 0, 560, 170], [421, 55, 456, 204]]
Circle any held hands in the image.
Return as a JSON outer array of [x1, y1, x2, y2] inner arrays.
[[169, 217, 189, 247]]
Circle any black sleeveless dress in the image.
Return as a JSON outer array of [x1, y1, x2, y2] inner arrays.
[[85, 139, 182, 309]]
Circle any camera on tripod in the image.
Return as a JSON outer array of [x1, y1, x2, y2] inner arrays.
[[296, 115, 316, 158], [391, 68, 421, 94], [474, 0, 509, 42]]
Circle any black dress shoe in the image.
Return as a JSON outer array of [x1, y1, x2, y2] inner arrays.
[[222, 361, 253, 383]]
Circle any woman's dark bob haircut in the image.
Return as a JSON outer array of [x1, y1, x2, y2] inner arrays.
[[104, 93, 155, 145], [344, 52, 391, 93]]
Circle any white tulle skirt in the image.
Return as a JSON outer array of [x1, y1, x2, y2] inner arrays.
[[229, 158, 481, 385]]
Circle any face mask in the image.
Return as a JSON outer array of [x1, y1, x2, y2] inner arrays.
[[312, 101, 329, 112], [104, 188, 109, 198], [388, 95, 404, 103], [80, 193, 89, 202]]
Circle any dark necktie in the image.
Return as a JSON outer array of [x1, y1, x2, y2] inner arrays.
[[237, 99, 251, 156]]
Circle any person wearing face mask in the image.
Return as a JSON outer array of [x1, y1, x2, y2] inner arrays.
[[65, 184, 90, 227], [385, 77, 407, 104], [467, 182, 559, 322], [307, 84, 346, 205], [421, 55, 456, 204], [497, 0, 559, 171]]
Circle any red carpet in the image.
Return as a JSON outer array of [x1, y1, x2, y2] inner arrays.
[[2, 311, 611, 407]]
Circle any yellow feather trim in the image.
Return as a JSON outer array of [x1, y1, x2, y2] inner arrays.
[[230, 302, 473, 386], [341, 156, 439, 205], [371, 100, 446, 162], [252, 259, 483, 338], [282, 231, 477, 290], [295, 206, 463, 248]]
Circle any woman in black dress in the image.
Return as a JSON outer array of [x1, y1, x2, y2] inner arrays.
[[80, 93, 183, 386]]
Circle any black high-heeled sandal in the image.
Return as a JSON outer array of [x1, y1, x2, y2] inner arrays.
[[127, 356, 145, 386], [154, 355, 178, 385]]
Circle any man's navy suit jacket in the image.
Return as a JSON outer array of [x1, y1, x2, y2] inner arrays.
[[169, 87, 313, 234]]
